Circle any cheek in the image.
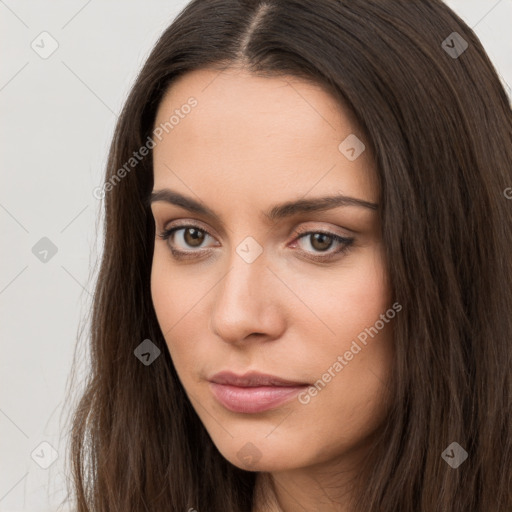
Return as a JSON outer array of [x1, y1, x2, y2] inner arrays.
[[291, 245, 394, 429], [150, 244, 204, 329], [150, 249, 216, 383], [150, 252, 193, 362], [301, 243, 392, 350], [151, 254, 176, 333]]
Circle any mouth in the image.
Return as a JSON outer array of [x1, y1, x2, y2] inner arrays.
[[208, 371, 310, 414]]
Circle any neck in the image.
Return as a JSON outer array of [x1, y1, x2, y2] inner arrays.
[[254, 451, 366, 512]]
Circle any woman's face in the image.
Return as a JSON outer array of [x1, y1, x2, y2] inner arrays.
[[150, 68, 394, 473]]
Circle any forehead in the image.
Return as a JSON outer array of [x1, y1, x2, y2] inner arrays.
[[152, 68, 378, 207]]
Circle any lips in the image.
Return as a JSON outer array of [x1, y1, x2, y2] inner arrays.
[[208, 371, 309, 413]]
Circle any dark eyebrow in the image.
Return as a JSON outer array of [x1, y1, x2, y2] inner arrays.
[[147, 188, 378, 224]]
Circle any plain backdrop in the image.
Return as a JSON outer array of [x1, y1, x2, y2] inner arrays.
[[1, 1, 511, 510]]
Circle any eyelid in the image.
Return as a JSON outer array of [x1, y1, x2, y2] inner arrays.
[[291, 222, 353, 239], [161, 218, 215, 235], [160, 219, 352, 241]]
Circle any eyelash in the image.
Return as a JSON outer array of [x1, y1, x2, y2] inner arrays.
[[157, 222, 355, 263]]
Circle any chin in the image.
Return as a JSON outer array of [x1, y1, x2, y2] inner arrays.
[[212, 436, 307, 473]]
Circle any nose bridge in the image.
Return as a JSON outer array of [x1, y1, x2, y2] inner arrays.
[[210, 238, 279, 341], [218, 243, 268, 313]]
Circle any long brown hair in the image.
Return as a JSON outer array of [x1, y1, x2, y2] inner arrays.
[[63, 0, 512, 510]]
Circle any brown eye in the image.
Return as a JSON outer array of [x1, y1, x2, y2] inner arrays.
[[308, 233, 334, 252], [157, 224, 355, 263], [294, 230, 355, 262], [157, 225, 214, 254], [183, 227, 206, 247]]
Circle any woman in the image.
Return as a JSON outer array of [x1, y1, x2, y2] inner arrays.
[[65, 0, 512, 510]]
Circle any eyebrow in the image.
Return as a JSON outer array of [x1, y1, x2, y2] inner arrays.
[[146, 188, 378, 224]]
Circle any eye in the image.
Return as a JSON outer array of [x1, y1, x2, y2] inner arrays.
[[292, 229, 355, 262], [157, 224, 216, 259], [157, 223, 355, 262]]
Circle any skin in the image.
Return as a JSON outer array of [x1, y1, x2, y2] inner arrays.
[[150, 67, 395, 511]]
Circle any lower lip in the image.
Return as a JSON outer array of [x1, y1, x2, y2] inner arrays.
[[209, 382, 307, 413]]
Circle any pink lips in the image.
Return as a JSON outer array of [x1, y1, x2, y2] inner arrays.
[[209, 371, 309, 413]]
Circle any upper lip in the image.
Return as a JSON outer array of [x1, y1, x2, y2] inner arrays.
[[209, 371, 309, 387]]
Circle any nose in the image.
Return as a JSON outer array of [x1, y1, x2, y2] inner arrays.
[[209, 247, 286, 345]]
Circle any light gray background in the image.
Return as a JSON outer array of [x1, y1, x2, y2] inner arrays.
[[1, 1, 511, 510]]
